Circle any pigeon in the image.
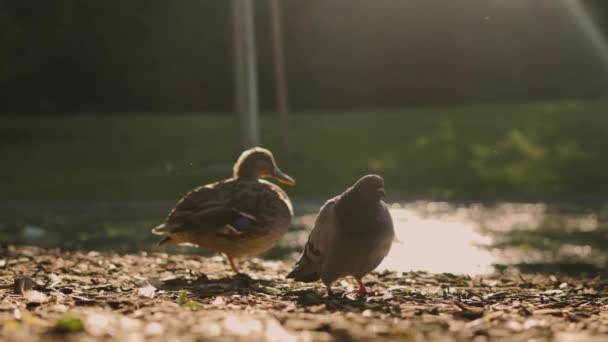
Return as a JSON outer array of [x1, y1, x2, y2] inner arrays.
[[287, 174, 394, 296], [152, 147, 295, 274]]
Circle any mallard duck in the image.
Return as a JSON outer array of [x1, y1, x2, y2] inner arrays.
[[152, 147, 295, 274], [287, 175, 394, 296]]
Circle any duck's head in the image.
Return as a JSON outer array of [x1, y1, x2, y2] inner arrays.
[[233, 147, 295, 185], [351, 174, 386, 201]]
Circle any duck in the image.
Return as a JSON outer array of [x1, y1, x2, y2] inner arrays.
[[287, 175, 394, 297], [152, 147, 295, 274]]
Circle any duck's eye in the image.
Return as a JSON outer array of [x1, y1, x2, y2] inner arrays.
[[258, 160, 274, 173]]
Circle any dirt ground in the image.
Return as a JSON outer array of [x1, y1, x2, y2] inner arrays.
[[1, 246, 607, 341]]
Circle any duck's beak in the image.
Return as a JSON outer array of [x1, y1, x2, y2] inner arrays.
[[271, 168, 296, 185]]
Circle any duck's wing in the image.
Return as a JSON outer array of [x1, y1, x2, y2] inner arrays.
[[152, 184, 261, 244], [286, 197, 338, 282], [170, 205, 258, 233]]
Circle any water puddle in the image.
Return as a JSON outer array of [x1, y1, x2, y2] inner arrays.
[[380, 204, 493, 274], [2, 200, 607, 276]]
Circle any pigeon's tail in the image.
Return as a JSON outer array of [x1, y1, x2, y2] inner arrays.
[[286, 250, 320, 283]]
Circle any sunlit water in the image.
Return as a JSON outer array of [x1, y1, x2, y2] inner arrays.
[[379, 204, 494, 274], [291, 200, 608, 275], [2, 200, 607, 276]]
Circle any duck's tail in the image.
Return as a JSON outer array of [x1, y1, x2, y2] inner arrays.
[[151, 223, 168, 235], [151, 223, 174, 246]]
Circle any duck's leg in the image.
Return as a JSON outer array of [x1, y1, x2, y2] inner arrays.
[[356, 277, 368, 296], [323, 281, 334, 298], [226, 254, 240, 274]]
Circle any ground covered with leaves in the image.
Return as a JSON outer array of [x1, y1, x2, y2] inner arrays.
[[1, 246, 608, 341]]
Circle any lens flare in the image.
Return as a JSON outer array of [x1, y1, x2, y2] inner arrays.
[[562, 0, 608, 72]]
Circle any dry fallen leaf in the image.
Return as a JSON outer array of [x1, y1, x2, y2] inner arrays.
[[3, 246, 608, 342], [533, 308, 564, 317], [137, 284, 156, 299], [144, 322, 164, 336], [211, 296, 226, 306], [24, 290, 49, 304], [453, 301, 485, 320]]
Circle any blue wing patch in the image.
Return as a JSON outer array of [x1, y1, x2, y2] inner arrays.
[[233, 215, 254, 230]]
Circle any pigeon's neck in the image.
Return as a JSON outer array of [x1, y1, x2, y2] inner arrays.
[[334, 189, 379, 232]]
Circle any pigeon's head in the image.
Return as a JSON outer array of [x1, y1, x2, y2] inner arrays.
[[351, 174, 386, 201], [233, 147, 295, 185]]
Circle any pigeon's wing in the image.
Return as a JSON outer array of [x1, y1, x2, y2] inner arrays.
[[286, 198, 338, 282], [356, 202, 395, 273], [377, 202, 400, 254], [318, 200, 395, 281]]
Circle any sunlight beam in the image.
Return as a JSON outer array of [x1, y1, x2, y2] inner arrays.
[[562, 0, 608, 72]]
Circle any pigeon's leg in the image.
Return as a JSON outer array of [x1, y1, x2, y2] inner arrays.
[[356, 278, 368, 295], [226, 254, 240, 274]]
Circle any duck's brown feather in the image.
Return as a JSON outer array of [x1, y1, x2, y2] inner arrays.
[[157, 177, 293, 257]]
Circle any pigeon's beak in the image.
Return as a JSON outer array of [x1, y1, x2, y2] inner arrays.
[[377, 188, 386, 198], [271, 168, 296, 186]]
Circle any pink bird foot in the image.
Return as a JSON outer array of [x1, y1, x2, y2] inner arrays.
[[356, 278, 368, 296]]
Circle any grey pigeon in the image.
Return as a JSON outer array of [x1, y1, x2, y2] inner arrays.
[[287, 174, 394, 296]]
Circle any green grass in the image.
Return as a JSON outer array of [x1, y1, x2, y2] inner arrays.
[[2, 98, 608, 201]]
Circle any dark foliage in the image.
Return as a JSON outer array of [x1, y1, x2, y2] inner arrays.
[[1, 0, 608, 113]]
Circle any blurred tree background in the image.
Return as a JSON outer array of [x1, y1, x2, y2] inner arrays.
[[2, 0, 608, 274], [2, 0, 608, 201], [1, 0, 607, 113]]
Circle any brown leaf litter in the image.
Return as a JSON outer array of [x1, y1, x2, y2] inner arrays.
[[1, 246, 608, 341]]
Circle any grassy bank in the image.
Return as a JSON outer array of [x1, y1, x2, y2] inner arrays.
[[2, 99, 608, 201]]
